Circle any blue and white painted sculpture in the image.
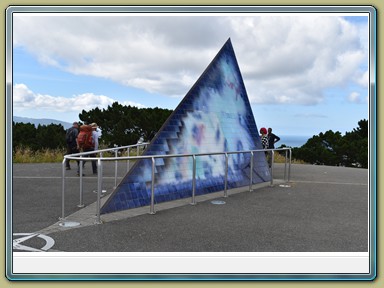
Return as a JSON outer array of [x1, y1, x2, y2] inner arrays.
[[100, 38, 270, 214]]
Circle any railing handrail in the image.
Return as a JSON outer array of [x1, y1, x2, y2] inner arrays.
[[64, 146, 291, 162], [66, 142, 150, 158]]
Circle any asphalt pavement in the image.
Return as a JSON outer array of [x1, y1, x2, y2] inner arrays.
[[11, 162, 369, 252]]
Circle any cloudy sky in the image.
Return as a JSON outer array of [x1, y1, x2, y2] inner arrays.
[[12, 12, 370, 137]]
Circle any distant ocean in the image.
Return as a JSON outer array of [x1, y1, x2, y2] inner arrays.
[[277, 135, 310, 148]]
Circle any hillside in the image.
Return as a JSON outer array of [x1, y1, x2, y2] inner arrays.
[[13, 116, 72, 129]]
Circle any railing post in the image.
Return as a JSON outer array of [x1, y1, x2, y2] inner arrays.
[[284, 149, 287, 181], [127, 147, 130, 171], [95, 158, 103, 224], [60, 159, 66, 220], [224, 153, 228, 197], [114, 149, 118, 189], [191, 155, 197, 205], [78, 156, 84, 207], [284, 148, 288, 182], [150, 157, 156, 214], [288, 148, 292, 182], [249, 151, 254, 192], [270, 150, 275, 186]]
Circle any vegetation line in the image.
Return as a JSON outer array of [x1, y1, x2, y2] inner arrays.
[[12, 103, 368, 168]]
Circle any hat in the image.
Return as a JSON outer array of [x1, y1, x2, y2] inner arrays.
[[90, 122, 98, 128], [73, 121, 78, 125], [260, 127, 267, 135]]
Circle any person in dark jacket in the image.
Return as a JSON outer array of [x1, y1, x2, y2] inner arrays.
[[268, 127, 280, 149], [65, 122, 80, 171], [267, 127, 280, 168]]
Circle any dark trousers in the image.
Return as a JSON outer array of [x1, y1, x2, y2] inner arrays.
[[82, 147, 97, 173], [65, 145, 80, 170]]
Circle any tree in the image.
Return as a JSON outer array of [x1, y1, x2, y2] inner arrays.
[[293, 130, 343, 166], [292, 119, 368, 168], [79, 102, 173, 147], [12, 122, 66, 150], [13, 122, 39, 150], [136, 107, 173, 141], [36, 124, 66, 149], [339, 119, 368, 168]]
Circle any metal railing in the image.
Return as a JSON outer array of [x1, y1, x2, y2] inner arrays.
[[61, 145, 292, 224]]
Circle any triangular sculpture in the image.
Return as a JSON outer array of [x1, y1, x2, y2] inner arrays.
[[100, 38, 271, 214]]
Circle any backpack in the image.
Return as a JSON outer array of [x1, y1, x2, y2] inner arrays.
[[77, 125, 94, 150], [65, 127, 77, 145]]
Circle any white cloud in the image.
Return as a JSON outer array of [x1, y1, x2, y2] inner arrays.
[[348, 91, 364, 103], [13, 83, 145, 112], [294, 113, 327, 118], [356, 70, 369, 87], [13, 14, 368, 105]]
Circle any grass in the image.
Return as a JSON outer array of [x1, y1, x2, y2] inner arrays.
[[273, 151, 307, 165], [13, 147, 66, 163], [12, 146, 143, 163], [13, 146, 306, 164]]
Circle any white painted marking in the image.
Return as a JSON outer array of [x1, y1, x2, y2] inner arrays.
[[13, 233, 55, 252]]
